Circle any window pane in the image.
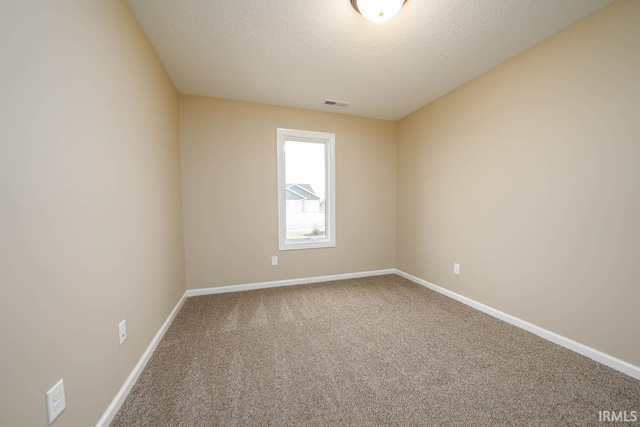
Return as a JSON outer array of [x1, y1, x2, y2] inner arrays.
[[284, 141, 326, 241]]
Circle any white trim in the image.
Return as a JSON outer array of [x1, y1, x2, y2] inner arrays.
[[98, 268, 639, 425], [96, 268, 392, 425], [277, 128, 336, 251], [394, 269, 640, 381], [95, 292, 187, 427], [185, 269, 396, 297]]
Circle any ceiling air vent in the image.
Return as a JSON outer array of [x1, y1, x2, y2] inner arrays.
[[324, 99, 350, 108]]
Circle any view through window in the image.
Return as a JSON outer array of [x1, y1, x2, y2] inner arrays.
[[285, 141, 326, 240]]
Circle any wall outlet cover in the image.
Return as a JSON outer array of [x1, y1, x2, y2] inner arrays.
[[453, 263, 461, 275], [118, 320, 127, 345], [45, 379, 66, 424]]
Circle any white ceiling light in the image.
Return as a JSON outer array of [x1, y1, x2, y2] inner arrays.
[[351, 0, 407, 23]]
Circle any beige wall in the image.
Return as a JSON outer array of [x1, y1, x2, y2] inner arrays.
[[397, 0, 640, 367], [1, 2, 638, 426], [0, 1, 185, 426], [180, 96, 396, 289]]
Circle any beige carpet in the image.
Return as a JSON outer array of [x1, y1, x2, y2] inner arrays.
[[111, 275, 640, 426]]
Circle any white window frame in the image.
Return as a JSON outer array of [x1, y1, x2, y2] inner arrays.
[[277, 128, 336, 251]]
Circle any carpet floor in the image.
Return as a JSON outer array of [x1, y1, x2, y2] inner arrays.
[[111, 274, 640, 426]]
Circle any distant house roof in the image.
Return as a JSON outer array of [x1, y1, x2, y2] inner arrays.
[[286, 183, 320, 201]]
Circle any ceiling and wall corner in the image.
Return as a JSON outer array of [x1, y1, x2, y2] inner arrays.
[[0, 1, 186, 425], [127, 0, 613, 120], [396, 0, 640, 366], [0, 1, 636, 426]]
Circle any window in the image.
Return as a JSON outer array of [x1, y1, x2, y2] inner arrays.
[[277, 128, 335, 250]]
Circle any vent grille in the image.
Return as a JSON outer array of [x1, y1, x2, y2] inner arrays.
[[324, 99, 350, 108]]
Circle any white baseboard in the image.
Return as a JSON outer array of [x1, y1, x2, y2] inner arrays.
[[95, 292, 188, 427], [185, 268, 396, 297], [395, 269, 640, 381], [97, 267, 638, 426], [96, 268, 393, 425]]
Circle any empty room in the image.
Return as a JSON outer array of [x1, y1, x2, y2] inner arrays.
[[2, 0, 639, 426]]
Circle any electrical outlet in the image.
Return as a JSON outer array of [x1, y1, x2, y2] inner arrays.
[[45, 379, 66, 424], [118, 320, 127, 345], [271, 256, 278, 266], [453, 263, 461, 275]]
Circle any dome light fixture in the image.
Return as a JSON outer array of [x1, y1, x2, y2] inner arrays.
[[351, 0, 408, 23]]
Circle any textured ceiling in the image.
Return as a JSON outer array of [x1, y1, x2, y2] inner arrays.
[[128, 0, 613, 120]]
